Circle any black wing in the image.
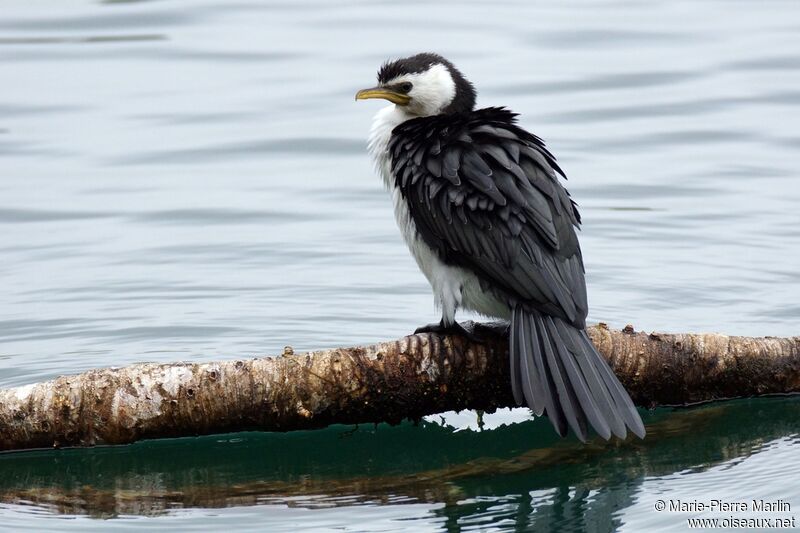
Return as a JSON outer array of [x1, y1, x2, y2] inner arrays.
[[390, 107, 588, 327]]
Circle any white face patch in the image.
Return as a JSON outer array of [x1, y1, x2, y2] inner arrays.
[[385, 63, 456, 117]]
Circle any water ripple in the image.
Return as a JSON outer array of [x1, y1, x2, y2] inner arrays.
[[0, 208, 114, 223], [526, 29, 703, 48], [492, 70, 704, 96], [130, 208, 327, 225], [0, 10, 197, 31], [112, 138, 365, 165], [540, 91, 800, 123]]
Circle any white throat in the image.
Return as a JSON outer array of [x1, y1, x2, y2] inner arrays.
[[367, 105, 412, 189]]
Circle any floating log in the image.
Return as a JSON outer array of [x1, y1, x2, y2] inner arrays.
[[1, 323, 798, 452]]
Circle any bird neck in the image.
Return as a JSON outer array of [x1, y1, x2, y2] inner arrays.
[[367, 105, 415, 189]]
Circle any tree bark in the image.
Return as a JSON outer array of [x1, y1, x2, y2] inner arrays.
[[1, 322, 798, 452]]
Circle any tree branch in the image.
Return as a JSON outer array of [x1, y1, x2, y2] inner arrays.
[[1, 323, 798, 452]]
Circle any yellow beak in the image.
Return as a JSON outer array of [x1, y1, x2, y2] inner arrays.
[[355, 87, 410, 106]]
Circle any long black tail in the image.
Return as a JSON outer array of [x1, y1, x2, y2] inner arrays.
[[510, 307, 645, 441]]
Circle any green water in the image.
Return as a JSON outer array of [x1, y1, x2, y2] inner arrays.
[[1, 398, 798, 531]]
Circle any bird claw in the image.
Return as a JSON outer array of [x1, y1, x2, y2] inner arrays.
[[414, 320, 487, 344], [414, 322, 447, 335]]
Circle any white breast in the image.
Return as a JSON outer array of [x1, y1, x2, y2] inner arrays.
[[367, 106, 510, 323]]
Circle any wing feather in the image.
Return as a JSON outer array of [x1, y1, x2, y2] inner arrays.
[[389, 107, 588, 326]]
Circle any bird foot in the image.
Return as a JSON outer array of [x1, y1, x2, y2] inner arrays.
[[414, 320, 486, 344]]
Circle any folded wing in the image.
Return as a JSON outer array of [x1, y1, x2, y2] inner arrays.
[[390, 107, 588, 327]]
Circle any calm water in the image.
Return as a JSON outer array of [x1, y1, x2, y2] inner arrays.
[[1, 0, 799, 531]]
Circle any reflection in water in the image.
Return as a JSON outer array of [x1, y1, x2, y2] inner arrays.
[[0, 397, 797, 530]]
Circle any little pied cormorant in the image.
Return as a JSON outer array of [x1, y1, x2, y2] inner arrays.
[[356, 53, 645, 442]]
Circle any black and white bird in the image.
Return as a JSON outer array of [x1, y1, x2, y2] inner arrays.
[[356, 53, 645, 441]]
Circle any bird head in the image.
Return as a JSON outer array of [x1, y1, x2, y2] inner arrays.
[[356, 53, 476, 117]]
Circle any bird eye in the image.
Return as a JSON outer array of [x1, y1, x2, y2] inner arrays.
[[398, 82, 413, 93]]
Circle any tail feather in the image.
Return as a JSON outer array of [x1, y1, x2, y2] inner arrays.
[[545, 315, 611, 440], [553, 319, 627, 438], [526, 317, 568, 436], [520, 316, 548, 416], [536, 314, 589, 440], [508, 315, 525, 406], [509, 307, 646, 440], [578, 331, 646, 439]]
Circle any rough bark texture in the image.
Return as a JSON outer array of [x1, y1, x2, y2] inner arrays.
[[1, 323, 798, 452]]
